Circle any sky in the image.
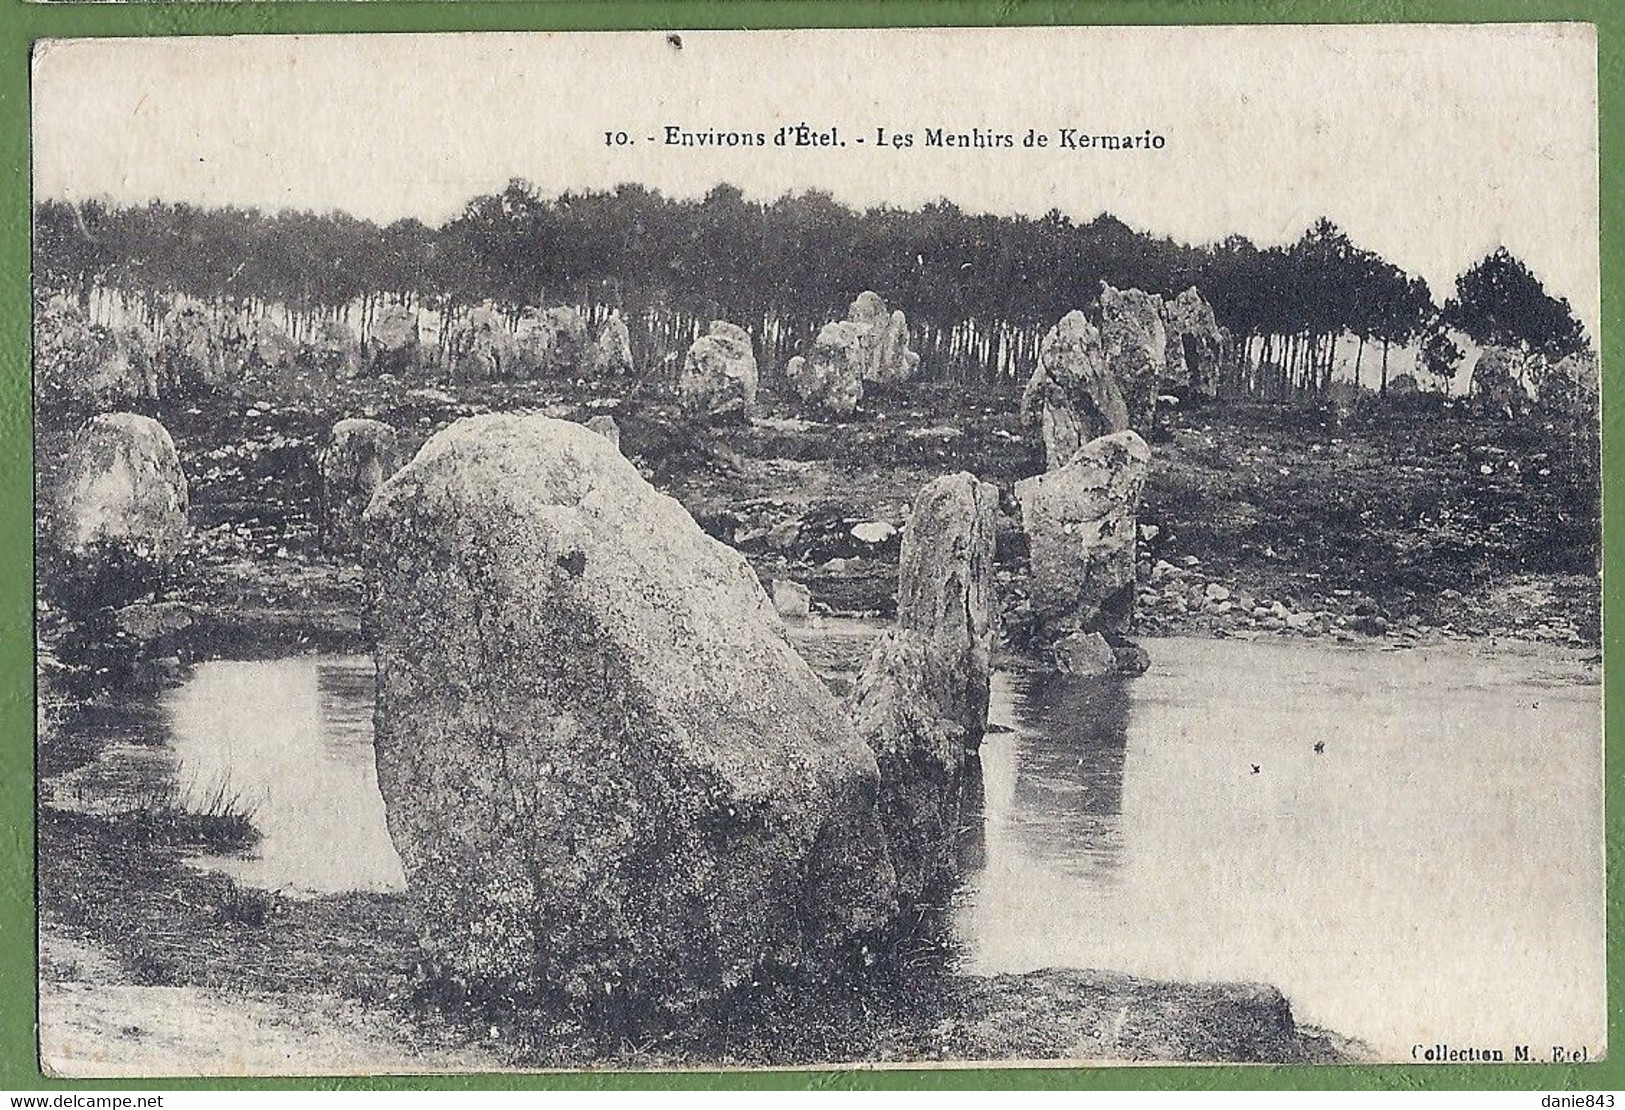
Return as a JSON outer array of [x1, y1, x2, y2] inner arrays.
[[32, 25, 1601, 337]]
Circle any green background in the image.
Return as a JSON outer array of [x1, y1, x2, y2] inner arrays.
[[1, 0, 1617, 1092]]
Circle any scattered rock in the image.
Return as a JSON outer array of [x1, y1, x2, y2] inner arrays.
[[850, 521, 897, 546], [363, 413, 895, 1011], [51, 413, 189, 610], [771, 578, 812, 621], [1052, 631, 1117, 676], [582, 414, 621, 451], [319, 418, 403, 554], [110, 599, 194, 648], [1019, 311, 1130, 471], [678, 321, 759, 423], [1112, 641, 1152, 676], [766, 519, 802, 551]]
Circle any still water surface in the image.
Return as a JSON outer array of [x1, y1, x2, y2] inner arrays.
[[165, 656, 405, 896], [155, 638, 1602, 1058]]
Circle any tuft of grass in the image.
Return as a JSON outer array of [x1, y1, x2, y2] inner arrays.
[[216, 879, 275, 928], [126, 776, 260, 851]]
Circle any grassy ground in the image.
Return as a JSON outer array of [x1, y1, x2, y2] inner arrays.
[[38, 800, 1351, 1073]]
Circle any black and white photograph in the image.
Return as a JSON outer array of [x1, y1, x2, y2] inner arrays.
[[31, 26, 1603, 1075]]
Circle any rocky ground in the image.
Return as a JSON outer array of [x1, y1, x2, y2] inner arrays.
[[36, 367, 1600, 668], [33, 365, 1597, 1072]]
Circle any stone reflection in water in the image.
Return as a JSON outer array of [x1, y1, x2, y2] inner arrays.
[[954, 753, 986, 876], [1000, 669, 1131, 881], [949, 667, 1132, 972]]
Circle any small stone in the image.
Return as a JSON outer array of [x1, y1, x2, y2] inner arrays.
[[1052, 631, 1117, 677], [1112, 642, 1151, 676], [1204, 583, 1231, 602], [584, 415, 621, 451], [771, 579, 812, 622], [766, 519, 802, 551], [851, 521, 898, 545]]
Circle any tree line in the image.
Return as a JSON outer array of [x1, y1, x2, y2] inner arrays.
[[33, 181, 1592, 394]]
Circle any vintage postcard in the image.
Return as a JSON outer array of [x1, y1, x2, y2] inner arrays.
[[31, 25, 1603, 1075]]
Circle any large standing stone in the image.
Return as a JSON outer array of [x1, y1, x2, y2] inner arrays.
[[590, 313, 636, 377], [873, 309, 922, 386], [848, 292, 921, 386], [1099, 283, 1167, 431], [305, 319, 362, 378], [369, 304, 420, 375], [678, 320, 759, 423], [51, 413, 188, 609], [788, 293, 919, 415], [1161, 288, 1225, 398], [848, 634, 966, 908], [157, 305, 231, 394], [1016, 430, 1151, 642], [1471, 346, 1529, 412], [363, 414, 896, 1010], [1535, 350, 1600, 421], [449, 305, 519, 382], [786, 321, 866, 417], [1019, 311, 1130, 471], [895, 472, 998, 748], [849, 472, 997, 906], [319, 418, 402, 554], [246, 317, 300, 374], [516, 306, 591, 378], [34, 297, 157, 408]]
